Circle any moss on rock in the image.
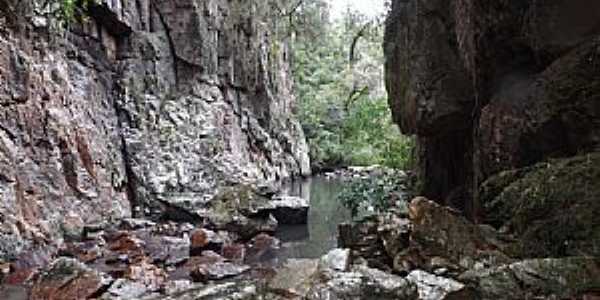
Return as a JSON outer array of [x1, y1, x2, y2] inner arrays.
[[480, 152, 600, 257]]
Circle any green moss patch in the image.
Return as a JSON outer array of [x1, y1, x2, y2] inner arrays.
[[480, 152, 600, 257]]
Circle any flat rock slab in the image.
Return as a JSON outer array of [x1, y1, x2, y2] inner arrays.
[[259, 196, 309, 225], [190, 262, 250, 282]]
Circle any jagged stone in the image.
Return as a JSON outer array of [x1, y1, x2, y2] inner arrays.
[[124, 259, 167, 292], [245, 233, 281, 264], [401, 197, 516, 272], [101, 278, 148, 300], [338, 215, 392, 270], [30, 257, 112, 300], [268, 259, 319, 298], [146, 236, 190, 266], [407, 270, 473, 300], [189, 229, 225, 255], [306, 265, 419, 300], [319, 248, 351, 272]]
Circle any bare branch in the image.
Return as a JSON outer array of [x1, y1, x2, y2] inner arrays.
[[345, 86, 369, 111], [349, 22, 371, 64]]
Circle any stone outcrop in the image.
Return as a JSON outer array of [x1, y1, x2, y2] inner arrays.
[[459, 257, 600, 300], [384, 0, 600, 215], [0, 0, 309, 260], [479, 153, 600, 258]]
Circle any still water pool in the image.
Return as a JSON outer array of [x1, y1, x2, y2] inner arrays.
[[274, 176, 352, 261]]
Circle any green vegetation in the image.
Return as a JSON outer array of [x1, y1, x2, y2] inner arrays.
[[289, 0, 413, 171], [58, 0, 96, 22], [337, 172, 410, 217]]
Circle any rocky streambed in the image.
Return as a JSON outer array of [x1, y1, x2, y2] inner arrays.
[[2, 162, 600, 300], [0, 177, 352, 299]]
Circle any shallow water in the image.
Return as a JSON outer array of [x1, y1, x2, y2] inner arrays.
[[274, 176, 352, 261]]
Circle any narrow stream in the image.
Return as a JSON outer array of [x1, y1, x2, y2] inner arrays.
[[274, 176, 352, 260]]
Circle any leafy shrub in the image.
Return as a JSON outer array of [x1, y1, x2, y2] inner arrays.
[[337, 172, 410, 217]]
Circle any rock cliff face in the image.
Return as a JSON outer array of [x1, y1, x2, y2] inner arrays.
[[0, 0, 309, 259], [384, 0, 600, 214]]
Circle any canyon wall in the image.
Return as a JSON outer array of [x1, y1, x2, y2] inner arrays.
[[385, 0, 600, 215], [0, 0, 309, 259]]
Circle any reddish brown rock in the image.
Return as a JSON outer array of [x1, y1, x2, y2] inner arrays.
[[108, 233, 145, 258], [59, 241, 102, 263], [190, 228, 224, 255], [222, 244, 246, 263], [246, 233, 281, 263], [124, 259, 167, 292], [400, 197, 515, 273], [30, 258, 111, 300], [168, 251, 225, 281]]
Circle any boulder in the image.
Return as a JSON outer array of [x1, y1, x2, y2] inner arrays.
[[402, 197, 516, 272], [407, 270, 473, 300], [306, 265, 419, 300], [319, 248, 351, 272], [459, 257, 600, 299], [146, 236, 190, 266], [245, 233, 281, 264], [189, 229, 225, 255], [338, 215, 392, 270], [261, 196, 310, 225], [30, 257, 112, 300], [268, 259, 319, 298], [479, 153, 600, 257]]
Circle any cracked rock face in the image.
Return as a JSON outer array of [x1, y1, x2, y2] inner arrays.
[[0, 0, 309, 260]]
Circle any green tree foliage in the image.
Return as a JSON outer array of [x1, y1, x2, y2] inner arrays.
[[0, 0, 96, 32], [58, 0, 96, 22], [290, 0, 413, 171]]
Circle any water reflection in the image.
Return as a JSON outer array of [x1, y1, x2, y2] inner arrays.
[[275, 176, 352, 260]]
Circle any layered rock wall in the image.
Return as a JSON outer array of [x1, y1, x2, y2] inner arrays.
[[385, 0, 600, 214], [0, 0, 309, 259]]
